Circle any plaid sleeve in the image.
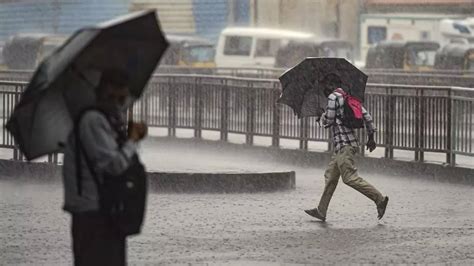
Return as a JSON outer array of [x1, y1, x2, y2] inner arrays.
[[323, 93, 337, 126], [362, 106, 376, 134]]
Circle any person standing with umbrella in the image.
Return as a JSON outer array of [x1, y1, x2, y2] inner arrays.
[[6, 11, 169, 265], [278, 58, 389, 222], [64, 68, 147, 265]]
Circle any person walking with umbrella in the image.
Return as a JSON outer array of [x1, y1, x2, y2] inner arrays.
[[304, 73, 389, 222], [277, 58, 388, 222]]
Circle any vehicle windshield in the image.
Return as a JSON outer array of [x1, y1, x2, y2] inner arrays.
[[468, 54, 474, 70], [182, 45, 215, 62], [406, 48, 438, 66], [322, 46, 353, 61]]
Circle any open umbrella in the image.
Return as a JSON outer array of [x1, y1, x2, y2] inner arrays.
[[277, 57, 367, 118], [6, 10, 169, 160]]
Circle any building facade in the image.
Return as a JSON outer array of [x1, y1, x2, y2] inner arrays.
[[0, 0, 129, 40], [0, 0, 251, 43]]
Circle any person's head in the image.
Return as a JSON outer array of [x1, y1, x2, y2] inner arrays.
[[96, 68, 130, 110], [319, 73, 342, 97]]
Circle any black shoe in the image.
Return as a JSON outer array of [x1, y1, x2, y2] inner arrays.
[[377, 196, 389, 220], [305, 208, 326, 222]]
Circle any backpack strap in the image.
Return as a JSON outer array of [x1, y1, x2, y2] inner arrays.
[[332, 88, 346, 121], [334, 88, 347, 97]]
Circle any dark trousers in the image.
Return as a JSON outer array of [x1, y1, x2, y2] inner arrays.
[[72, 212, 126, 266]]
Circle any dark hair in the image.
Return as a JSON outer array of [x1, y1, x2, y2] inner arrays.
[[97, 68, 129, 94], [320, 73, 342, 88]]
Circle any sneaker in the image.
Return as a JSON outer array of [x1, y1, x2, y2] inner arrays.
[[377, 196, 389, 220], [304, 208, 326, 222]]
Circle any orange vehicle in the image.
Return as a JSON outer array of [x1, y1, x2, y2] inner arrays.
[[365, 41, 440, 71], [434, 43, 474, 70], [2, 34, 67, 70]]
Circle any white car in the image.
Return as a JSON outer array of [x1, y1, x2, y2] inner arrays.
[[215, 27, 314, 68]]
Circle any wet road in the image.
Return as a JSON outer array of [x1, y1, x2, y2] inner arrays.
[[1, 138, 474, 265]]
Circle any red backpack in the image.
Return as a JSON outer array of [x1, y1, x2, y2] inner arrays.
[[335, 88, 364, 129]]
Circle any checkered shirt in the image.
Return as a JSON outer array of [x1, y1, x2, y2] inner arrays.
[[321, 89, 376, 153]]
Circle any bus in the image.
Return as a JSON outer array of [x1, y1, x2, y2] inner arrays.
[[360, 13, 474, 63]]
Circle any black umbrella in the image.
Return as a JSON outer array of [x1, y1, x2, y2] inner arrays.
[[277, 57, 367, 118], [6, 10, 169, 160]]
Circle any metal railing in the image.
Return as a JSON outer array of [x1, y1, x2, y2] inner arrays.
[[131, 74, 473, 166], [1, 75, 473, 166], [0, 81, 27, 160], [5, 67, 474, 87]]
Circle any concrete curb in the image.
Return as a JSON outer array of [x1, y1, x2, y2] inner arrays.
[[146, 137, 474, 185], [148, 171, 295, 193], [0, 159, 62, 181], [0, 159, 296, 192]]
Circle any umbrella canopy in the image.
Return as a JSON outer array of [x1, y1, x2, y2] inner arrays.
[[6, 10, 169, 160], [277, 57, 367, 118]]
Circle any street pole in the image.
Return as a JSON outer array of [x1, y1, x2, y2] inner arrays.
[[228, 0, 235, 26], [335, 0, 340, 38], [253, 0, 258, 26]]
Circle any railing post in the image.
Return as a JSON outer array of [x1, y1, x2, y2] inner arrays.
[[384, 87, 394, 159], [246, 82, 255, 145], [272, 87, 280, 148], [50, 153, 58, 164], [140, 92, 148, 122], [13, 147, 19, 161], [194, 77, 202, 138], [299, 118, 309, 150], [447, 88, 455, 166], [168, 77, 176, 137], [419, 89, 425, 162], [12, 86, 21, 161], [414, 89, 420, 162], [220, 80, 229, 141]]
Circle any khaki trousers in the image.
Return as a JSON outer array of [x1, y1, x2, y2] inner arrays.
[[317, 145, 384, 217]]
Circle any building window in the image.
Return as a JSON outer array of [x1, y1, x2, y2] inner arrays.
[[367, 26, 387, 44], [421, 31, 430, 40]]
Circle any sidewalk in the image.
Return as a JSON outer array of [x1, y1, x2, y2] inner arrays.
[[1, 135, 473, 264]]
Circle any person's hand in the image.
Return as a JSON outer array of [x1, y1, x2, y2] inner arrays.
[[319, 112, 326, 123], [128, 121, 148, 141], [366, 134, 376, 152], [315, 108, 325, 118]]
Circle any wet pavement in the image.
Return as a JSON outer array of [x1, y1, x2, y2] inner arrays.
[[1, 137, 474, 265]]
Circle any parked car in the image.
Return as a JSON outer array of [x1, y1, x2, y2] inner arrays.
[[215, 27, 315, 68], [2, 34, 67, 70], [161, 34, 215, 68], [434, 43, 474, 70], [365, 41, 440, 71], [274, 39, 354, 68]]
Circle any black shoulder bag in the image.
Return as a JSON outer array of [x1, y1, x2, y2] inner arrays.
[[74, 108, 148, 236]]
